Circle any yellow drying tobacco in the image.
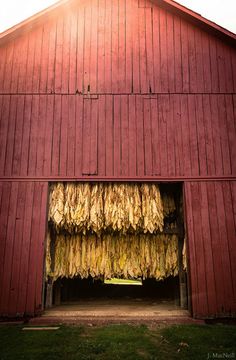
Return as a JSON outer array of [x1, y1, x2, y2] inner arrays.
[[46, 232, 181, 281], [48, 182, 165, 235]]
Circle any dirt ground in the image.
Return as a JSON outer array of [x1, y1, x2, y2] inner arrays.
[[43, 298, 189, 318]]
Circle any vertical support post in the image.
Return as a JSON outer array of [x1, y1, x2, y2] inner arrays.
[[54, 280, 61, 305], [45, 278, 53, 308], [178, 237, 187, 309], [45, 228, 56, 309], [176, 191, 188, 309]]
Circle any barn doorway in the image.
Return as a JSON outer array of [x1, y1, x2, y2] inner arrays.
[[43, 182, 189, 319]]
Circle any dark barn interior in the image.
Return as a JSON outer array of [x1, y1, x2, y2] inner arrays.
[[57, 276, 180, 302]]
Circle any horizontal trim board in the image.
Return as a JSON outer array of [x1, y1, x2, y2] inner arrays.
[[0, 93, 236, 96], [0, 176, 236, 182]]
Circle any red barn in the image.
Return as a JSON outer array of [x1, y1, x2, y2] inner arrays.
[[0, 0, 236, 320]]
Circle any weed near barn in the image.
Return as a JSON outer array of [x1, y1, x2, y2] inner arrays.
[[0, 323, 235, 360]]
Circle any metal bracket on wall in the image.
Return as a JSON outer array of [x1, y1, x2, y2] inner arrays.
[[143, 96, 158, 100], [83, 94, 99, 100]]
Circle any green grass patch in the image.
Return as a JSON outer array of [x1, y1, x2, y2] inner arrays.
[[0, 323, 235, 360]]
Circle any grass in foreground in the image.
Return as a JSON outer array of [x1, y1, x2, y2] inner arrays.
[[0, 323, 235, 360]]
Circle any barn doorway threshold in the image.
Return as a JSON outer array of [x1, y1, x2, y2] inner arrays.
[[31, 298, 194, 326], [43, 299, 189, 318]]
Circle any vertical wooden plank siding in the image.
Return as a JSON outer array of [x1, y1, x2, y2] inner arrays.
[[143, 99, 153, 175], [132, 0, 140, 93], [125, 0, 133, 93], [82, 97, 98, 176], [39, 23, 50, 94], [166, 11, 175, 93], [25, 33, 35, 93], [0, 182, 48, 317], [104, 0, 112, 93], [12, 96, 25, 176], [0, 182, 19, 315], [74, 96, 83, 176], [67, 96, 76, 176], [36, 96, 47, 176], [173, 16, 182, 93], [59, 95, 69, 176], [113, 95, 121, 176], [43, 95, 54, 176], [8, 182, 27, 315], [76, 2, 85, 94], [118, 0, 126, 93], [0, 96, 10, 172], [139, 4, 148, 93], [0, 46, 6, 90], [184, 181, 236, 318], [166, 95, 175, 176], [136, 95, 145, 176], [120, 95, 129, 176], [51, 95, 61, 176], [230, 182, 236, 301], [172, 95, 183, 175], [90, 98, 98, 175], [0, 182, 12, 312], [150, 98, 160, 175], [0, 93, 235, 178], [16, 182, 34, 315], [83, 3, 92, 95], [97, 0, 105, 93], [0, 0, 235, 95], [34, 183, 49, 314], [32, 28, 43, 93], [4, 96, 17, 176], [68, 7, 78, 94], [128, 95, 137, 175], [105, 95, 113, 175], [54, 15, 63, 93], [25, 183, 46, 315], [61, 9, 71, 94], [97, 95, 106, 175]]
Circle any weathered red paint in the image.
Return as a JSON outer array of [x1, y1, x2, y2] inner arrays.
[[184, 181, 236, 318], [0, 182, 48, 317], [0, 1, 236, 94], [0, 94, 235, 178], [0, 0, 235, 318]]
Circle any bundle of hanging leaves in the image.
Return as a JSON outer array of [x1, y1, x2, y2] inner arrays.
[[162, 192, 176, 217], [46, 232, 184, 281], [48, 182, 165, 235]]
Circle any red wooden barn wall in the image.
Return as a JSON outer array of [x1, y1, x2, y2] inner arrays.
[[0, 0, 236, 318], [0, 182, 48, 317], [184, 181, 236, 318], [0, 94, 235, 178], [0, 0, 235, 95]]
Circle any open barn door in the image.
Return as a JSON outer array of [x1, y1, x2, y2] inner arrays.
[[44, 182, 188, 317], [184, 181, 236, 319]]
